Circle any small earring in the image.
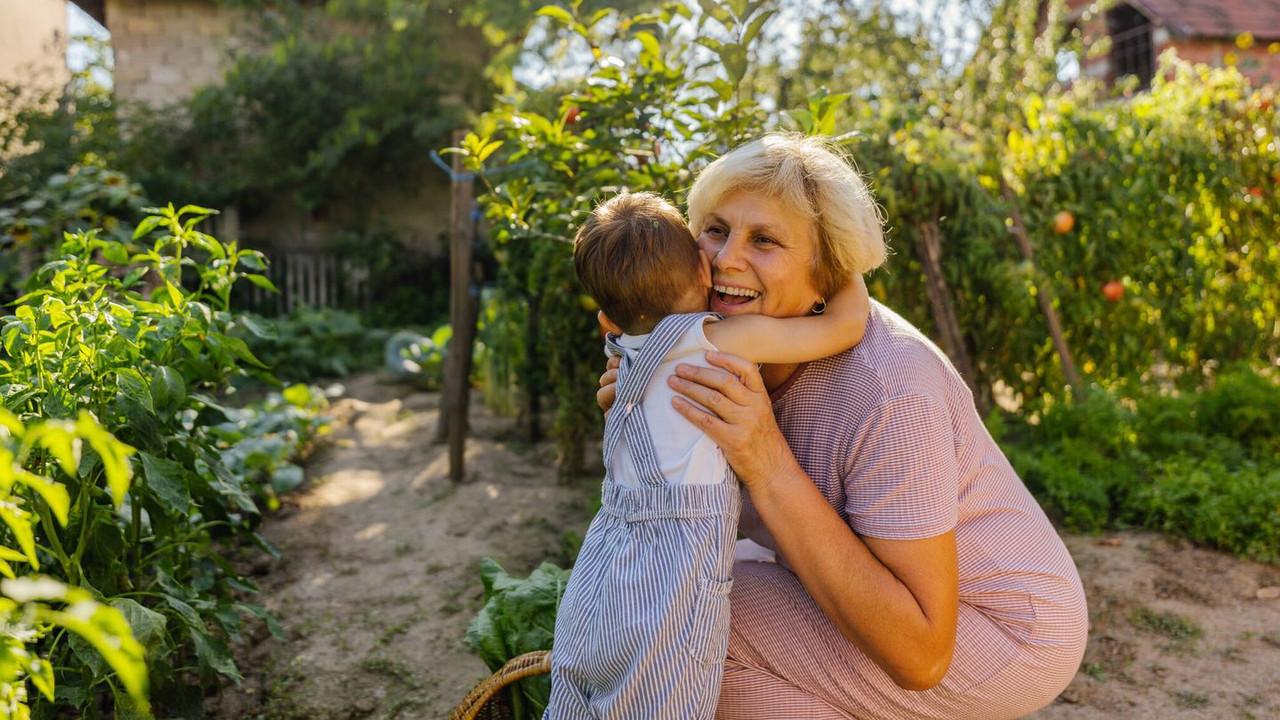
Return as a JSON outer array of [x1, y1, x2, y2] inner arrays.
[[812, 298, 827, 315]]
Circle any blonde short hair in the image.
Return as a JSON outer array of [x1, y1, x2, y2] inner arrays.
[[686, 133, 887, 297]]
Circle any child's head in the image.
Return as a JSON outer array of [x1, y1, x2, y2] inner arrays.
[[574, 192, 708, 335]]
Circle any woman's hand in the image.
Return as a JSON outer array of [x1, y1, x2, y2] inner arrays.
[[668, 351, 799, 490], [597, 355, 621, 416]]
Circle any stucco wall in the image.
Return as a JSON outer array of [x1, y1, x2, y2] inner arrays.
[[0, 0, 69, 92]]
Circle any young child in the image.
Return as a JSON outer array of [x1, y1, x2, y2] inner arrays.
[[544, 192, 868, 720]]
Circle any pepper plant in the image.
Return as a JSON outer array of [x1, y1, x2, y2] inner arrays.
[[0, 204, 298, 716]]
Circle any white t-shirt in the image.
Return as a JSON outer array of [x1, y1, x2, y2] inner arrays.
[[612, 316, 729, 488]]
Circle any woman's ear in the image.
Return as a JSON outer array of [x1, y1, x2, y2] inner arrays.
[[597, 310, 624, 336]]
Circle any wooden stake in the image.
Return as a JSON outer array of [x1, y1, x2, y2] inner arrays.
[[914, 218, 988, 414], [439, 130, 479, 482], [999, 174, 1083, 393]]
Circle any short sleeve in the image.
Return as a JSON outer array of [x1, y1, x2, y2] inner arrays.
[[843, 393, 958, 539]]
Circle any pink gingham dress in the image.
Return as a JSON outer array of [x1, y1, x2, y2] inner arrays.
[[719, 300, 1088, 720]]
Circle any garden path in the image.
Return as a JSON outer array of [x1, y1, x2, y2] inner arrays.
[[210, 374, 1280, 719]]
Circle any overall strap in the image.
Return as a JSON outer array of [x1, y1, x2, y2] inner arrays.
[[602, 312, 717, 487]]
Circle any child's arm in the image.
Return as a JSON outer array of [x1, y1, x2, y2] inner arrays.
[[703, 274, 869, 364]]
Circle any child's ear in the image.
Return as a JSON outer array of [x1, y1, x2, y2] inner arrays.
[[698, 250, 712, 288], [597, 310, 624, 336]]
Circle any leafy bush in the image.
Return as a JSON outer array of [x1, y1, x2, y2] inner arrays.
[[238, 306, 388, 383], [1001, 365, 1280, 562], [0, 205, 325, 715], [0, 166, 150, 301], [465, 558, 568, 720]]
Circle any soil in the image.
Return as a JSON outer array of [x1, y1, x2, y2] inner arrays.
[[208, 374, 1280, 720]]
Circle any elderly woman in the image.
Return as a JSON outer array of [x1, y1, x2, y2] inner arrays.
[[599, 134, 1087, 719]]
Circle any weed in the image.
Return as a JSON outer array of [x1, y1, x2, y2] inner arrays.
[[1081, 662, 1107, 681], [1261, 631, 1280, 649], [378, 614, 421, 645], [358, 656, 424, 691], [1128, 606, 1201, 645], [394, 543, 415, 557], [424, 562, 446, 575], [380, 694, 428, 720], [1171, 690, 1209, 709]]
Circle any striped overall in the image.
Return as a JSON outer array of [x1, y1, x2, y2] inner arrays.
[[545, 312, 741, 720]]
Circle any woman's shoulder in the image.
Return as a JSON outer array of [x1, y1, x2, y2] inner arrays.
[[784, 301, 968, 417]]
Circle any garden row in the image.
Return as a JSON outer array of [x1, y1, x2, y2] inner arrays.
[[0, 207, 333, 718]]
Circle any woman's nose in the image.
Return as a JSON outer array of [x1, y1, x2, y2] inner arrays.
[[711, 232, 747, 271]]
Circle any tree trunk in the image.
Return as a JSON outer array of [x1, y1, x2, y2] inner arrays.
[[913, 219, 988, 415], [998, 174, 1084, 393], [438, 130, 479, 482]]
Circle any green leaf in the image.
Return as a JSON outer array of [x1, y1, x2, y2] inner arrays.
[[117, 369, 154, 414], [149, 366, 187, 413], [53, 599, 149, 703], [243, 273, 279, 293], [75, 412, 135, 509], [28, 421, 81, 477], [101, 242, 131, 265], [14, 471, 71, 526], [208, 332, 268, 369], [190, 628, 241, 681], [237, 602, 284, 639], [24, 649, 55, 701], [235, 315, 275, 340], [270, 464, 305, 493], [139, 452, 191, 515], [110, 598, 168, 656], [536, 6, 575, 26], [131, 215, 163, 240], [0, 503, 38, 567]]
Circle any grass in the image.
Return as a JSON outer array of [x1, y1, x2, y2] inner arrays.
[[1128, 606, 1201, 644], [1171, 690, 1209, 709]]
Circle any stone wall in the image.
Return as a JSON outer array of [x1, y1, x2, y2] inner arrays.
[[105, 0, 240, 107], [103, 0, 452, 255]]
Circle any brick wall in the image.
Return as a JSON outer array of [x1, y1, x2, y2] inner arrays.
[[1173, 40, 1280, 86], [1065, 0, 1279, 87], [105, 0, 240, 107]]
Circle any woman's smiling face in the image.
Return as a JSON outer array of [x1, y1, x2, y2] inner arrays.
[[696, 190, 822, 319]]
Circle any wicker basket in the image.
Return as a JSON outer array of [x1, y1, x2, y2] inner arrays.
[[449, 651, 552, 720]]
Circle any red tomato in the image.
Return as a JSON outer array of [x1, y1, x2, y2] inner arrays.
[[565, 106, 581, 124], [1102, 281, 1124, 302]]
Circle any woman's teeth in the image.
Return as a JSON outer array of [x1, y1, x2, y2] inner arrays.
[[713, 284, 760, 302]]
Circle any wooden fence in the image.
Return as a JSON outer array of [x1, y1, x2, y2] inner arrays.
[[232, 248, 372, 315]]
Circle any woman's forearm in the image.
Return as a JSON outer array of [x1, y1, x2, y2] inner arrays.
[[748, 457, 958, 691]]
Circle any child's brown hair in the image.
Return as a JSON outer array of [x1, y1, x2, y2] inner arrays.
[[573, 192, 703, 335]]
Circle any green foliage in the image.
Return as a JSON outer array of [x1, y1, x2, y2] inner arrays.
[[0, 167, 151, 302], [1002, 365, 1280, 562], [238, 306, 388, 383], [1002, 57, 1280, 394], [464, 558, 568, 720], [0, 206, 323, 715], [455, 0, 777, 473]]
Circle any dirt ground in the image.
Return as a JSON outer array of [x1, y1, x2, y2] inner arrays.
[[209, 374, 1280, 720]]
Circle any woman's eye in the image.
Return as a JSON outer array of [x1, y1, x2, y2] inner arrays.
[[755, 235, 778, 245], [705, 225, 726, 237]]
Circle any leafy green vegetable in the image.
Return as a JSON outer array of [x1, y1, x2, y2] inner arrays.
[[464, 558, 568, 720]]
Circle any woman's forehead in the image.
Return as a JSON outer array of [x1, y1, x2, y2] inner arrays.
[[707, 190, 813, 234]]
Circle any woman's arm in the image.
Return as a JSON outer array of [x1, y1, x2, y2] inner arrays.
[[668, 353, 959, 691]]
